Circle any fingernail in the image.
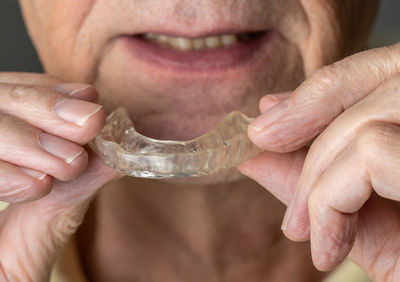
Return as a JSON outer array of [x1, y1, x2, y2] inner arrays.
[[53, 83, 92, 97], [19, 167, 47, 180], [250, 99, 290, 133], [264, 92, 291, 102], [263, 95, 280, 103], [39, 132, 85, 164], [250, 123, 264, 133], [281, 192, 297, 231], [54, 99, 102, 126], [259, 96, 281, 113]]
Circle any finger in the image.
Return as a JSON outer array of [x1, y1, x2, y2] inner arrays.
[[237, 148, 307, 205], [306, 146, 370, 270], [27, 151, 119, 241], [0, 152, 119, 281], [0, 163, 52, 203], [309, 203, 358, 272], [0, 72, 63, 86], [249, 43, 400, 152], [53, 82, 99, 102], [259, 92, 292, 113], [282, 75, 400, 241], [0, 72, 99, 103], [348, 195, 400, 282], [306, 122, 400, 270], [48, 149, 120, 209], [0, 83, 105, 145], [0, 113, 88, 181], [241, 93, 297, 204]]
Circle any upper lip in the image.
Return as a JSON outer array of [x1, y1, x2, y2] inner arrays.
[[134, 28, 267, 39], [116, 18, 271, 39]]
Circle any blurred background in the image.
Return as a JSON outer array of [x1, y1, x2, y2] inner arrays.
[[0, 0, 399, 72]]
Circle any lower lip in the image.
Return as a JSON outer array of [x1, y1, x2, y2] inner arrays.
[[121, 31, 277, 73]]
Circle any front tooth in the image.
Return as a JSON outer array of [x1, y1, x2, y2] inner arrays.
[[205, 36, 221, 48], [144, 33, 157, 40], [221, 35, 237, 46], [168, 38, 179, 49], [176, 37, 192, 50], [193, 38, 206, 50], [143, 33, 241, 50], [157, 35, 169, 43]]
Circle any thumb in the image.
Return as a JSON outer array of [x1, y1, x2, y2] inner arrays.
[[238, 148, 307, 205], [45, 149, 120, 212], [259, 92, 292, 113], [249, 44, 400, 153], [0, 151, 119, 281], [238, 92, 306, 205]]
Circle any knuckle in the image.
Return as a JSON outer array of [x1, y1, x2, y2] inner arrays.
[[297, 63, 347, 108], [0, 179, 32, 203], [7, 84, 44, 101], [354, 124, 380, 160], [311, 63, 344, 91], [0, 177, 51, 203], [354, 123, 397, 162], [3, 84, 57, 115]]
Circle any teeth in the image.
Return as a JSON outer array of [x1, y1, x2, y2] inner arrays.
[[143, 33, 241, 51], [192, 38, 206, 50], [176, 37, 192, 50], [158, 35, 169, 43], [221, 35, 237, 46], [144, 33, 157, 41], [205, 36, 221, 48]]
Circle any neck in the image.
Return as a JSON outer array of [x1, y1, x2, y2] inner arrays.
[[77, 174, 325, 282]]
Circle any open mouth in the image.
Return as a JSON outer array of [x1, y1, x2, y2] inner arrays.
[[122, 30, 276, 72]]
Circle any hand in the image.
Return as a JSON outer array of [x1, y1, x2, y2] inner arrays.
[[0, 73, 119, 281], [239, 43, 400, 280]]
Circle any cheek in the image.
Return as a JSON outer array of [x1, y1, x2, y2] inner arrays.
[[20, 0, 97, 81], [298, 0, 344, 74], [298, 0, 379, 75]]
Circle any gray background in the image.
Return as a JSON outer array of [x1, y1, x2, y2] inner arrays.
[[0, 0, 399, 72]]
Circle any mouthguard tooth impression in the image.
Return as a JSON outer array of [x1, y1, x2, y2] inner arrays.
[[89, 108, 262, 178]]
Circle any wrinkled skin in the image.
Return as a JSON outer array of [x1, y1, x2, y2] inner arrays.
[[20, 0, 375, 140], [0, 0, 394, 281]]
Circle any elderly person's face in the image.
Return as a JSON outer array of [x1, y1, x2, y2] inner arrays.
[[19, 0, 378, 141]]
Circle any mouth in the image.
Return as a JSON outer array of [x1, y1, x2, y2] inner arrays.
[[121, 30, 277, 73], [141, 31, 265, 50]]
